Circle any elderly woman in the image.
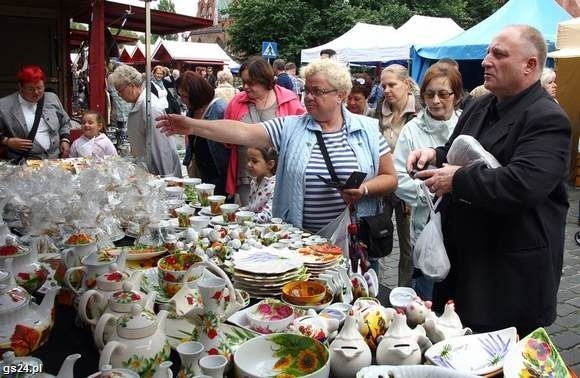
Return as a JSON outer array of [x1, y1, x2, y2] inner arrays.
[[214, 69, 238, 103], [151, 65, 181, 114], [347, 76, 374, 117], [541, 67, 557, 100], [224, 56, 304, 205], [157, 58, 397, 235], [178, 71, 229, 194], [378, 64, 422, 287], [109, 64, 182, 177], [393, 63, 464, 299], [0, 65, 71, 161]]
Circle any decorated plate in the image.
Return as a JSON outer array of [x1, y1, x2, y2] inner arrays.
[[231, 248, 303, 274], [425, 327, 518, 376], [357, 365, 480, 378], [503, 327, 572, 378], [227, 299, 307, 335], [127, 246, 167, 261], [210, 216, 236, 226], [140, 267, 171, 303]]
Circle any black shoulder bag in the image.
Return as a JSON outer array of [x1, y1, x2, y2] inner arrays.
[[314, 131, 393, 258], [10, 96, 45, 165]]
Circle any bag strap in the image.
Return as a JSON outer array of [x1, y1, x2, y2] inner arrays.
[[314, 130, 339, 182], [420, 182, 442, 214], [27, 95, 45, 142]]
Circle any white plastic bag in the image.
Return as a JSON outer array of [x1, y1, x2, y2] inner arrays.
[[413, 183, 450, 281], [447, 135, 501, 168], [317, 207, 350, 259]]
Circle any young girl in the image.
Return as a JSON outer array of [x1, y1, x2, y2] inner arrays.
[[241, 147, 277, 223], [70, 111, 118, 158]]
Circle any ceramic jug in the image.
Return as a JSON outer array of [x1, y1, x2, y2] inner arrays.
[[78, 266, 144, 326], [0, 239, 48, 293], [1, 351, 80, 378], [153, 361, 173, 378], [64, 249, 127, 295], [0, 286, 58, 356], [329, 309, 372, 378], [423, 300, 472, 343], [375, 311, 432, 365], [177, 341, 204, 377], [96, 304, 171, 377]]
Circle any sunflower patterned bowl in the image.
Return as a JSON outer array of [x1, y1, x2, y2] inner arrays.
[[234, 333, 330, 378]]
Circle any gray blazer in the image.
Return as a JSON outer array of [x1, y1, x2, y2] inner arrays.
[[0, 91, 71, 159]]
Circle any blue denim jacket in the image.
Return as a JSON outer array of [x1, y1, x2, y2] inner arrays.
[[271, 106, 385, 228]]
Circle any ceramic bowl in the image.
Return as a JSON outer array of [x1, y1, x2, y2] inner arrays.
[[190, 215, 211, 231], [235, 211, 255, 225], [246, 299, 294, 333], [234, 333, 329, 378], [157, 253, 203, 283], [282, 280, 327, 306]]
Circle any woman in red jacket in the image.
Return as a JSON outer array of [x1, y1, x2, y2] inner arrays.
[[225, 57, 304, 204]]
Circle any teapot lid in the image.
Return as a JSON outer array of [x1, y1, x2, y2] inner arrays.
[[0, 285, 29, 313], [117, 304, 157, 338], [96, 265, 128, 291], [0, 351, 43, 375]]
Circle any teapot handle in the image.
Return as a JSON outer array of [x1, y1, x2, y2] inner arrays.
[[99, 341, 126, 370], [64, 266, 88, 295], [78, 289, 104, 326], [94, 313, 117, 349]]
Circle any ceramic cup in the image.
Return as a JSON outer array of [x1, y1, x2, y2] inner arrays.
[[197, 277, 226, 316], [177, 341, 204, 376], [207, 195, 226, 215], [183, 178, 202, 202], [175, 206, 196, 228], [220, 204, 240, 223], [190, 216, 211, 231], [235, 211, 255, 225], [199, 355, 228, 378], [165, 186, 184, 200], [195, 184, 216, 207]]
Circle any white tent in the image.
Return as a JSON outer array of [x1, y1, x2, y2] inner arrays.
[[154, 40, 236, 66], [300, 23, 410, 64], [397, 15, 464, 48]]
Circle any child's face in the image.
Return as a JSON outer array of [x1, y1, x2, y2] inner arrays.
[[82, 114, 102, 138], [246, 148, 273, 178]]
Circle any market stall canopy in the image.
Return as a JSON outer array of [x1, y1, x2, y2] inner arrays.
[[153, 40, 236, 66], [397, 15, 464, 48], [300, 23, 409, 64], [548, 17, 580, 57], [415, 0, 571, 60]]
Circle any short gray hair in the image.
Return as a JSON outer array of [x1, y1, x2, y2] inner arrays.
[[541, 67, 556, 86], [109, 64, 143, 89], [301, 59, 352, 95], [216, 69, 233, 84], [510, 25, 547, 77]]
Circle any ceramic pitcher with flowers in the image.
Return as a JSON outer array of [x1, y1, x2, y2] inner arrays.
[[0, 239, 48, 293], [64, 250, 127, 295]]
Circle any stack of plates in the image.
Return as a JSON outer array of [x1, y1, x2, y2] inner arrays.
[[231, 248, 306, 298], [297, 249, 343, 277]]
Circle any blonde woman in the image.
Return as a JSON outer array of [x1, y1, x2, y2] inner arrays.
[[541, 67, 557, 100], [377, 64, 422, 287], [214, 69, 238, 103]]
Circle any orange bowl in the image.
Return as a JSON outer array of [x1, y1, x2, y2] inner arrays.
[[281, 280, 327, 306]]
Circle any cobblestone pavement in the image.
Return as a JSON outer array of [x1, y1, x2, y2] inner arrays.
[[378, 185, 580, 374]]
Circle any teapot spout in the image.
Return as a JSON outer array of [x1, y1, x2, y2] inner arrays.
[[38, 287, 58, 320], [157, 309, 169, 332], [115, 250, 127, 271], [56, 353, 81, 378]]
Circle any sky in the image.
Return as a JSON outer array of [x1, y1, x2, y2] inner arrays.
[[112, 0, 197, 17]]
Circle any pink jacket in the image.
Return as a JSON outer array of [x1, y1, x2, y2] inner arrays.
[[224, 85, 305, 195]]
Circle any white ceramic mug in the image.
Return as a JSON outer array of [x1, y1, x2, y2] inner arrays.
[[196, 277, 226, 316], [199, 355, 228, 378]]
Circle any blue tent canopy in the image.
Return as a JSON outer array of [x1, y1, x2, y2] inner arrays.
[[411, 0, 571, 85]]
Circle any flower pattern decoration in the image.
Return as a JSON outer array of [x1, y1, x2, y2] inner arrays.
[[269, 334, 328, 377], [518, 329, 569, 378], [122, 341, 170, 378], [16, 267, 48, 293], [113, 290, 141, 304]]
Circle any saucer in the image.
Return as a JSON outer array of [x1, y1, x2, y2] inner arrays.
[[200, 207, 221, 216], [140, 267, 172, 304], [227, 299, 307, 335]]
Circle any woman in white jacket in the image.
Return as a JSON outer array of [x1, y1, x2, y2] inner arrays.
[[393, 63, 464, 299]]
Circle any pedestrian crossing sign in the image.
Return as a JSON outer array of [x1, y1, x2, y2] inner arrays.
[[261, 41, 278, 58]]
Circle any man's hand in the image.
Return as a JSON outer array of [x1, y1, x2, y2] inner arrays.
[[4, 137, 32, 152], [60, 140, 70, 158], [415, 164, 461, 197]]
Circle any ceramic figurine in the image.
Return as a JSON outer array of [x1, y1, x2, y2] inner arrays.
[[405, 296, 433, 326], [423, 300, 472, 343], [353, 299, 396, 351], [289, 309, 339, 343], [375, 311, 432, 365], [0, 286, 57, 356], [329, 309, 372, 378]]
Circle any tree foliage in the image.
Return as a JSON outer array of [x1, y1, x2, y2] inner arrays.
[[225, 0, 502, 62], [155, 0, 178, 41]]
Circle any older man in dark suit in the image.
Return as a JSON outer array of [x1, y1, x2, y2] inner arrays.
[[407, 25, 571, 337]]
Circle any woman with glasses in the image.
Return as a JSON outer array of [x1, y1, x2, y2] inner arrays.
[[157, 58, 397, 237], [393, 63, 464, 299], [377, 64, 422, 288], [0, 65, 72, 161], [109, 64, 182, 177], [223, 56, 304, 205], [177, 71, 230, 195]]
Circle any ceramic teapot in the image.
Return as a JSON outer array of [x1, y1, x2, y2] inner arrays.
[[329, 309, 372, 378], [64, 249, 127, 295], [0, 285, 57, 356], [423, 300, 472, 343], [289, 309, 339, 343], [375, 311, 432, 365], [0, 351, 80, 378], [78, 266, 145, 326], [87, 364, 140, 378], [0, 239, 48, 293], [96, 304, 171, 377]]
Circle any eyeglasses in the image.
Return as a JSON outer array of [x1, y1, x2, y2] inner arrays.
[[116, 84, 132, 95], [304, 87, 338, 97], [241, 79, 256, 87], [424, 90, 454, 99], [22, 85, 44, 94]]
